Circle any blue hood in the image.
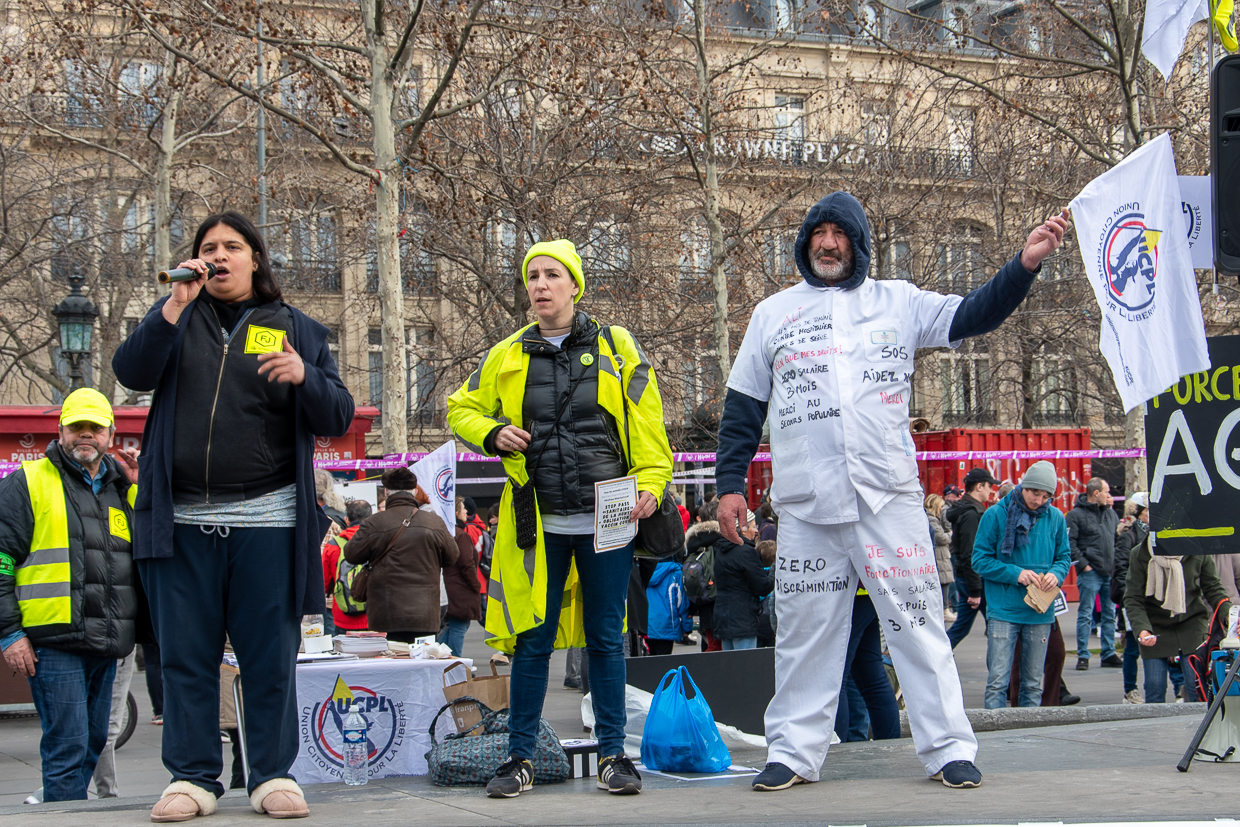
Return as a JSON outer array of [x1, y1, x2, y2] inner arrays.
[[794, 191, 871, 289], [649, 560, 681, 589]]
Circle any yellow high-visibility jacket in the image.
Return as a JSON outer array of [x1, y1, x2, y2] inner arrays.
[[446, 316, 673, 652]]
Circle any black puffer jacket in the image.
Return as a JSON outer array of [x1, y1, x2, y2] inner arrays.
[[685, 520, 722, 627], [1066, 495, 1119, 576], [0, 442, 143, 658], [518, 311, 627, 517], [1111, 519, 1149, 604], [946, 496, 986, 593], [711, 537, 773, 641]]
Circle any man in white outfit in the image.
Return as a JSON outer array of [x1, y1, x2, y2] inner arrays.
[[715, 191, 1067, 791]]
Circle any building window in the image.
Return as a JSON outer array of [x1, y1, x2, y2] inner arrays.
[[277, 211, 340, 292], [949, 6, 970, 49], [884, 221, 912, 280], [774, 94, 805, 144], [120, 60, 161, 126], [366, 229, 437, 295], [409, 327, 437, 425], [1032, 349, 1080, 425], [580, 222, 633, 299], [773, 0, 796, 32], [857, 3, 881, 39], [861, 99, 891, 146], [941, 351, 993, 425], [367, 327, 383, 407], [682, 343, 720, 425], [679, 219, 714, 301], [947, 106, 975, 175], [765, 232, 797, 286], [936, 229, 983, 294]]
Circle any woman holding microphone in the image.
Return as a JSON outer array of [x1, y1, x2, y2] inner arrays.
[[114, 212, 353, 821], [447, 240, 673, 799]]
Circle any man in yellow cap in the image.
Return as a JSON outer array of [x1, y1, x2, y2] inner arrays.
[[0, 388, 140, 802]]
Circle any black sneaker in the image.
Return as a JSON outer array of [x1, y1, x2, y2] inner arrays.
[[1076, 657, 1090, 671], [752, 762, 806, 791], [597, 754, 642, 794], [931, 760, 982, 788], [486, 757, 534, 798], [1100, 654, 1123, 668], [1059, 692, 1082, 706]]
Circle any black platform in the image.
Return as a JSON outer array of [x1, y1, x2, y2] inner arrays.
[[624, 647, 774, 735]]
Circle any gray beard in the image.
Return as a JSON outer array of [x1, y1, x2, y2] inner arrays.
[[810, 254, 855, 283], [63, 441, 102, 466]]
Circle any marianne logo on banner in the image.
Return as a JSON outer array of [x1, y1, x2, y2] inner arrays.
[[410, 439, 456, 532], [1069, 133, 1210, 412]]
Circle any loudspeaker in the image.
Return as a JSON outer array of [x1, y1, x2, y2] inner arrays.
[[1212, 54, 1240, 277]]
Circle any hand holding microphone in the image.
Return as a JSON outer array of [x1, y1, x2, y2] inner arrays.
[[159, 259, 214, 325]]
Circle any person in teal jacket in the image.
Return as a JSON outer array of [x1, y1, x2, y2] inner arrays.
[[971, 461, 1072, 709]]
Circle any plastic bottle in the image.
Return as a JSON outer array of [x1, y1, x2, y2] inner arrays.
[[342, 708, 369, 786]]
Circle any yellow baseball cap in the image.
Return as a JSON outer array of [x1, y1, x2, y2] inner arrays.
[[59, 388, 114, 427], [521, 240, 586, 303]]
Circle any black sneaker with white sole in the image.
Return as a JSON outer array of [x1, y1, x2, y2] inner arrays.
[[930, 760, 982, 788], [751, 762, 807, 791], [486, 757, 534, 798], [597, 754, 642, 794]]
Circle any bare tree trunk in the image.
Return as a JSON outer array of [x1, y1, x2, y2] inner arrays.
[[155, 60, 180, 281], [364, 0, 408, 453], [694, 0, 730, 380]]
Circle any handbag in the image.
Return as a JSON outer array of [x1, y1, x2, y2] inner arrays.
[[640, 666, 731, 773], [601, 327, 684, 560], [425, 696, 570, 786], [349, 508, 414, 603], [509, 344, 595, 550]]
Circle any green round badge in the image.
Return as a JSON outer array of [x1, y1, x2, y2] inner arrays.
[[580, 353, 594, 366]]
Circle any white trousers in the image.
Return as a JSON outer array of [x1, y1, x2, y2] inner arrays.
[[765, 492, 977, 780]]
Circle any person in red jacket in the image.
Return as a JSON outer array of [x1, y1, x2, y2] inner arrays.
[[322, 500, 373, 631], [439, 497, 483, 656]]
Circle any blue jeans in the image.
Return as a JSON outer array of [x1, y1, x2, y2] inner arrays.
[[985, 619, 1052, 708], [27, 647, 116, 801], [437, 617, 470, 658], [1144, 656, 1197, 704], [1075, 569, 1116, 660], [835, 593, 900, 741], [508, 533, 634, 760], [947, 577, 986, 649], [721, 636, 757, 650]]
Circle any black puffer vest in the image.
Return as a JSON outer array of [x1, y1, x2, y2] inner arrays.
[[522, 312, 627, 517], [31, 443, 139, 659], [171, 298, 296, 503]]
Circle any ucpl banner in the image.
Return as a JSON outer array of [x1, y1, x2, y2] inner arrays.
[[1148, 335, 1240, 556]]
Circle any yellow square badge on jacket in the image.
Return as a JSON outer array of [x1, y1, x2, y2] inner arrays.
[[108, 507, 130, 541], [244, 325, 286, 354]]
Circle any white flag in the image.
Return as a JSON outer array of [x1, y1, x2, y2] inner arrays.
[[1142, 0, 1208, 79], [410, 440, 456, 533], [1177, 175, 1215, 269], [1069, 133, 1210, 412]]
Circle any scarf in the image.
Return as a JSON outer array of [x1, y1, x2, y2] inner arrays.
[[1000, 485, 1049, 556], [1146, 554, 1187, 616]]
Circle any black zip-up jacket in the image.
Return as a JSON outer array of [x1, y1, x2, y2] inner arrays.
[[516, 311, 627, 518], [711, 537, 773, 640], [0, 442, 143, 658], [171, 296, 296, 503], [1066, 495, 1119, 576], [946, 496, 987, 594], [1111, 519, 1148, 604]]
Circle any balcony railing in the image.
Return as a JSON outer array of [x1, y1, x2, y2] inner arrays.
[[942, 409, 997, 426], [1031, 411, 1082, 427], [280, 262, 342, 293]]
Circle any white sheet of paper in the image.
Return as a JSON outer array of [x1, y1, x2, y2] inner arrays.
[[594, 475, 638, 552]]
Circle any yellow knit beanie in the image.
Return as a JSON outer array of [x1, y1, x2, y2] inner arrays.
[[521, 240, 585, 303]]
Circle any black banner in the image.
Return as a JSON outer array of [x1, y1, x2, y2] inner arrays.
[[1146, 335, 1240, 556]]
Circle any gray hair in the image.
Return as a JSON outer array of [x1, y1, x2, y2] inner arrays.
[[315, 468, 346, 512]]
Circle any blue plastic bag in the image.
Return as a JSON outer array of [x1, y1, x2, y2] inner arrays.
[[640, 666, 732, 773]]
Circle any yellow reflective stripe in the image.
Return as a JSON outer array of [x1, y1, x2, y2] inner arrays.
[[18, 458, 73, 629], [15, 596, 70, 626], [127, 485, 137, 508], [15, 562, 70, 585]]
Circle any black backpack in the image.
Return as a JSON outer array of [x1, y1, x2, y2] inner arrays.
[[682, 546, 716, 602]]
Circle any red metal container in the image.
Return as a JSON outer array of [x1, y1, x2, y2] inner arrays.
[[914, 428, 1091, 516]]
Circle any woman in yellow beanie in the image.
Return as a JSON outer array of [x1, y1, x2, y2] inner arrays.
[[448, 240, 673, 798]]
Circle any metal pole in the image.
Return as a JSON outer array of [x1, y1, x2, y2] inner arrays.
[[256, 19, 268, 240]]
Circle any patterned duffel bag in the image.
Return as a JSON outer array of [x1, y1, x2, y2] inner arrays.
[[425, 696, 570, 786]]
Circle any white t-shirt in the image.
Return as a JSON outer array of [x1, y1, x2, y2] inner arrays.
[[728, 277, 960, 524]]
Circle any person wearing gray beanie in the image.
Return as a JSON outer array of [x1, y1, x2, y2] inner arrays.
[[1021, 461, 1058, 494]]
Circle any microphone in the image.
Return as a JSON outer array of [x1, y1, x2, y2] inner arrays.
[[158, 263, 217, 284]]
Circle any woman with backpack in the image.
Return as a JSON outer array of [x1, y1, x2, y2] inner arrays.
[[711, 510, 773, 650], [447, 240, 673, 799]]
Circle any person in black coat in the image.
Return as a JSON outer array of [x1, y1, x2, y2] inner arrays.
[[711, 514, 774, 650]]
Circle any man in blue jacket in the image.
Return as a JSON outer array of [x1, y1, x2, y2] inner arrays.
[[971, 462, 1072, 709]]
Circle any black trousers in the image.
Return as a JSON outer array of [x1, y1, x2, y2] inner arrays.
[[139, 523, 300, 798]]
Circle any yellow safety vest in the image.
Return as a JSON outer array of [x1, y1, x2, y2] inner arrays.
[[14, 457, 136, 631]]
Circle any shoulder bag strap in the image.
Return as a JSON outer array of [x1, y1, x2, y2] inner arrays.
[[367, 507, 415, 571]]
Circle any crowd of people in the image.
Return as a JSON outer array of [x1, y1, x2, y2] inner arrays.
[[5, 192, 1231, 818]]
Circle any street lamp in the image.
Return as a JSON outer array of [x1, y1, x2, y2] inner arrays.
[[51, 273, 98, 391]]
